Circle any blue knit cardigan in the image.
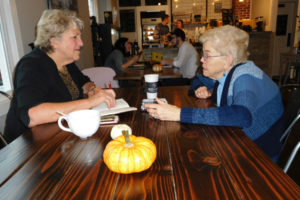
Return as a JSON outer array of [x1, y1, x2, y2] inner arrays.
[[183, 61, 284, 160]]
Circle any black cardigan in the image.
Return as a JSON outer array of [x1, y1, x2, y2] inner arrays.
[[4, 48, 90, 142]]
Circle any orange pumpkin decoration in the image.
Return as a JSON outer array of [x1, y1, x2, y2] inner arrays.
[[152, 64, 163, 72], [103, 131, 157, 174]]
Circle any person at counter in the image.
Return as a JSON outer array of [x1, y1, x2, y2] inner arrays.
[[160, 28, 198, 83], [175, 20, 189, 41], [4, 9, 116, 143], [154, 14, 170, 45], [145, 25, 284, 161], [104, 37, 140, 76], [176, 20, 184, 29]]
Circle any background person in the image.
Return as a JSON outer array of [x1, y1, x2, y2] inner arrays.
[[154, 14, 170, 45], [104, 37, 140, 76], [145, 25, 284, 161], [160, 28, 198, 84], [4, 9, 116, 143], [175, 20, 189, 41]]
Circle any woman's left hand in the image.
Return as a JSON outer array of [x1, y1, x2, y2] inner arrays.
[[88, 88, 116, 108], [87, 86, 99, 97], [144, 98, 181, 121], [83, 82, 96, 95]]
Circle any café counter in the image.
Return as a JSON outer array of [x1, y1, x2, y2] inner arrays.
[[143, 47, 178, 61], [143, 31, 272, 76]]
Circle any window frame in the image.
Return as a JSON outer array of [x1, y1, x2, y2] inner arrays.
[[0, 23, 11, 91], [88, 0, 100, 23], [0, 0, 24, 92]]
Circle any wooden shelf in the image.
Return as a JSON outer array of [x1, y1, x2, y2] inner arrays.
[[172, 22, 208, 26]]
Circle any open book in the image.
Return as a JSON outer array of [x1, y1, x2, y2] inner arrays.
[[92, 98, 137, 116]]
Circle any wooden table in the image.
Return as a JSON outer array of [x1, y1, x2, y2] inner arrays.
[[114, 65, 182, 81], [1, 86, 299, 199]]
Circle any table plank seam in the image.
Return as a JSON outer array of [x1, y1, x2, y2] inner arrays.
[[111, 174, 120, 200], [165, 125, 178, 200], [202, 127, 245, 200]]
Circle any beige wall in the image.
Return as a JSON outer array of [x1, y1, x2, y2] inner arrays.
[[14, 0, 47, 54], [251, 0, 272, 31], [77, 0, 94, 69], [295, 0, 300, 46], [13, 0, 94, 69], [251, 0, 270, 28]]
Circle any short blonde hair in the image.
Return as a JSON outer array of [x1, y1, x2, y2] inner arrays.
[[200, 25, 249, 66], [34, 9, 83, 53]]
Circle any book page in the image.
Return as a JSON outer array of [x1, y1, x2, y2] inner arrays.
[[92, 98, 137, 116]]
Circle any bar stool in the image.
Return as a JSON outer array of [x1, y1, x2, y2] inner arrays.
[[283, 62, 300, 85], [283, 141, 300, 172]]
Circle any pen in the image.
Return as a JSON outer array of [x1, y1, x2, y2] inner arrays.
[[109, 81, 112, 89]]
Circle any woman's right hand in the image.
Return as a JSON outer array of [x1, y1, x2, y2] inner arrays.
[[194, 86, 212, 99], [88, 88, 116, 108], [132, 55, 140, 64]]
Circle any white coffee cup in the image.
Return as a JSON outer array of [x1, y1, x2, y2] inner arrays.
[[144, 74, 159, 99], [58, 110, 100, 139]]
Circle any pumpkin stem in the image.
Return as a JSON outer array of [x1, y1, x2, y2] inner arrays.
[[122, 130, 133, 147]]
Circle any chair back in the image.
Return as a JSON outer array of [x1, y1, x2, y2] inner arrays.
[[278, 119, 300, 183], [81, 67, 119, 88], [278, 84, 300, 184], [280, 84, 300, 142]]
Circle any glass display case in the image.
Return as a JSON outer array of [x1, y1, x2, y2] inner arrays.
[[141, 11, 164, 48]]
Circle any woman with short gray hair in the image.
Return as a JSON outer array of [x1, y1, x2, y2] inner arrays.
[[145, 25, 284, 161], [4, 9, 116, 143]]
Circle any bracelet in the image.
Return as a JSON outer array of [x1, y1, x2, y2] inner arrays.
[[88, 86, 96, 91]]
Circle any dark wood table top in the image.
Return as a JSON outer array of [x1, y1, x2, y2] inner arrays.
[[114, 65, 182, 81], [1, 86, 300, 199]]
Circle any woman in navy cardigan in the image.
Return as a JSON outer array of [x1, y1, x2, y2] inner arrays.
[[4, 10, 116, 143], [145, 25, 284, 161]]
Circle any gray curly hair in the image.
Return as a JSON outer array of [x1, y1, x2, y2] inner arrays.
[[34, 9, 83, 53]]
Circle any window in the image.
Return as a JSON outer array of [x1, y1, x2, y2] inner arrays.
[[145, 0, 167, 6], [0, 1, 23, 92], [88, 0, 94, 17], [0, 17, 12, 91], [88, 0, 100, 23], [120, 10, 135, 32], [119, 0, 141, 7]]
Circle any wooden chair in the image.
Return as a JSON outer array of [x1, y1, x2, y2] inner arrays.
[[283, 141, 300, 173], [279, 84, 300, 142], [278, 84, 300, 184], [278, 119, 300, 185], [81, 67, 119, 88]]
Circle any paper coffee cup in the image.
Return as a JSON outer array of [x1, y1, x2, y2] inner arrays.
[[144, 74, 159, 99], [146, 92, 157, 99]]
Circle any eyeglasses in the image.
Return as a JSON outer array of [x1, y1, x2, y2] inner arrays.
[[202, 53, 224, 61]]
